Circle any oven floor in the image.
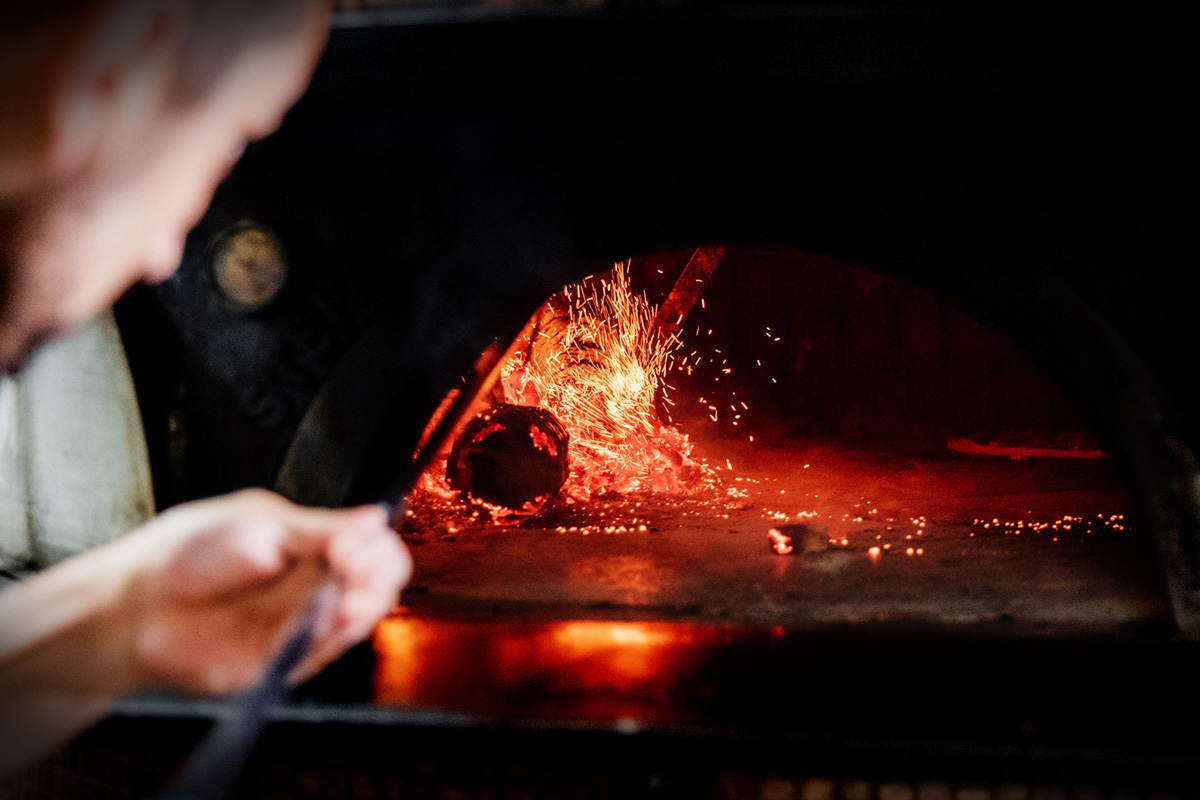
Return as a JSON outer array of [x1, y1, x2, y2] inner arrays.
[[100, 444, 1191, 797], [400, 440, 1169, 634]]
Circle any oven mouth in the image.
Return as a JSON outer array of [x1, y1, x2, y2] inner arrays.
[[83, 8, 1200, 795], [367, 246, 1168, 639]]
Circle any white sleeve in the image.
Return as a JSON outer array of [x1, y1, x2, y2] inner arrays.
[[0, 311, 155, 570]]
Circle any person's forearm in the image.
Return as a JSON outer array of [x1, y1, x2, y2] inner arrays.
[[0, 540, 139, 774], [0, 689, 114, 775], [0, 490, 409, 777]]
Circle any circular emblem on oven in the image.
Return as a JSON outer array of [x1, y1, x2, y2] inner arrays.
[[208, 220, 288, 312]]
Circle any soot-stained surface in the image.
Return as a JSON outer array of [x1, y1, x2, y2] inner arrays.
[[398, 437, 1168, 635]]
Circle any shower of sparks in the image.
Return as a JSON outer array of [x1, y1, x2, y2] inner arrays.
[[502, 261, 711, 501]]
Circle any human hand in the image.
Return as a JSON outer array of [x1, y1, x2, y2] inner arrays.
[[0, 489, 409, 772], [114, 489, 411, 695]]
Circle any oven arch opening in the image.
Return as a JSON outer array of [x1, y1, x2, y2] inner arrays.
[[374, 245, 1182, 641]]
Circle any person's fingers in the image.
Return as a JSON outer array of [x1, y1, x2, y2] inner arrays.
[[328, 517, 410, 627], [289, 520, 411, 683], [272, 498, 384, 539], [148, 489, 373, 544], [142, 490, 387, 588], [284, 502, 405, 666], [127, 489, 407, 690], [149, 515, 290, 601], [204, 494, 391, 562], [134, 557, 326, 694]]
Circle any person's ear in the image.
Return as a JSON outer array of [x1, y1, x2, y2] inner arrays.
[[46, 0, 188, 178]]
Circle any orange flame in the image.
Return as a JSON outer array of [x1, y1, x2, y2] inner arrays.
[[503, 261, 708, 501]]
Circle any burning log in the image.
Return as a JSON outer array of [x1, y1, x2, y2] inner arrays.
[[499, 261, 710, 500], [446, 404, 569, 519], [418, 255, 723, 512]]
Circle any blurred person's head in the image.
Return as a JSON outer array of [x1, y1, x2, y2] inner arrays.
[[0, 0, 330, 372]]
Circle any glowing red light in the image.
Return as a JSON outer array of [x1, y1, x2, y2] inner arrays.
[[768, 528, 794, 555]]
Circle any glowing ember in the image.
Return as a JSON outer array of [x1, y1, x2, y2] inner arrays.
[[971, 513, 1127, 535], [767, 528, 794, 555], [501, 261, 708, 501], [529, 425, 559, 457]]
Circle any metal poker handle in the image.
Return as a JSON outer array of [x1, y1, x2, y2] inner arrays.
[[155, 505, 408, 799], [154, 587, 327, 800], [157, 335, 505, 798]]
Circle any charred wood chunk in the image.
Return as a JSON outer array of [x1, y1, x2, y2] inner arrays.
[[447, 404, 569, 514]]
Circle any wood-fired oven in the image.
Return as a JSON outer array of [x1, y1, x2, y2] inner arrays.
[[7, 2, 1198, 798]]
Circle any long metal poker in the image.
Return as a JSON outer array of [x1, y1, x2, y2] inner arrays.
[[153, 587, 327, 800], [156, 336, 512, 800]]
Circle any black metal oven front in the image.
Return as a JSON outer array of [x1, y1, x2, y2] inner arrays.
[[14, 3, 1199, 798]]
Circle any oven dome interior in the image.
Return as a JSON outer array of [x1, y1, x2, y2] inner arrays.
[[396, 246, 1169, 636]]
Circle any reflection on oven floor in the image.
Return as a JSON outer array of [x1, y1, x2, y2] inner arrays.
[[398, 441, 1164, 632]]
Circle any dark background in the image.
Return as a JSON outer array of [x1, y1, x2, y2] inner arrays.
[[117, 1, 1195, 512], [24, 4, 1196, 797]]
